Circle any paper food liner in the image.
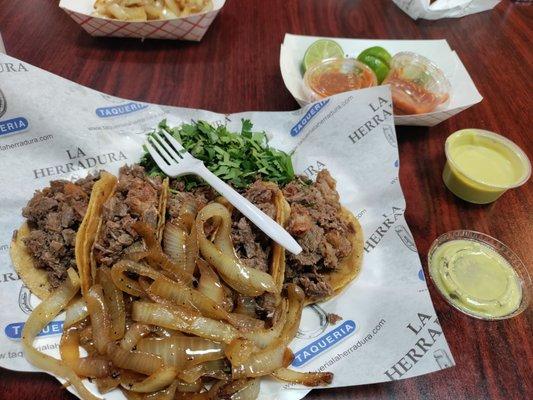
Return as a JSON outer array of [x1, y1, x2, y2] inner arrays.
[[0, 53, 454, 400], [280, 34, 483, 127], [59, 0, 225, 41], [392, 0, 501, 20], [0, 32, 5, 55]]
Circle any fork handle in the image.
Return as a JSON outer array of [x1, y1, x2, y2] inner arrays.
[[195, 164, 302, 255]]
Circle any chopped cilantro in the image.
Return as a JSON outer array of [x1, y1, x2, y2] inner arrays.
[[140, 119, 295, 189]]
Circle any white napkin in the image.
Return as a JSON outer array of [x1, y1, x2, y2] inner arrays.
[[392, 0, 501, 20]]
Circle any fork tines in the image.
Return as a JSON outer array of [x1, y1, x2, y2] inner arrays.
[[146, 129, 186, 166]]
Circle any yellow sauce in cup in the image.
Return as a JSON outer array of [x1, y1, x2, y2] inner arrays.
[[428, 231, 529, 320], [443, 129, 531, 204]]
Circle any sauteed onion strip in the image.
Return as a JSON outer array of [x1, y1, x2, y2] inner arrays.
[[21, 174, 334, 400]]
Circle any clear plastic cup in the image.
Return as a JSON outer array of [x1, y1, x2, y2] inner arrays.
[[428, 230, 531, 321], [383, 51, 451, 115], [303, 57, 377, 101], [443, 129, 531, 204]]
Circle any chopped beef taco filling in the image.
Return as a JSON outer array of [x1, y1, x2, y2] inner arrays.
[[93, 165, 162, 267], [283, 170, 354, 301], [231, 180, 278, 273], [21, 174, 100, 287], [231, 180, 279, 320]]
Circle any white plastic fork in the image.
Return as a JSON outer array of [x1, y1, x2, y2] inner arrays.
[[145, 129, 303, 255]]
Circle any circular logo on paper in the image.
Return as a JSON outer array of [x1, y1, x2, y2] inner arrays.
[[383, 125, 397, 148], [296, 304, 329, 339], [0, 89, 7, 119], [395, 225, 417, 252], [18, 284, 34, 315]]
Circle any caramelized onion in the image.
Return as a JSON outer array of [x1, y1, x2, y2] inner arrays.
[[120, 323, 152, 351], [72, 357, 111, 379], [174, 393, 209, 400], [110, 260, 175, 297], [59, 327, 80, 364], [175, 379, 203, 393], [232, 285, 304, 378], [149, 276, 231, 321], [177, 197, 198, 230], [226, 313, 265, 332], [233, 296, 257, 318], [185, 224, 199, 275], [78, 325, 96, 355], [163, 222, 187, 267], [197, 259, 231, 311], [178, 359, 228, 383], [99, 267, 125, 340], [122, 380, 179, 400], [132, 221, 194, 285], [121, 366, 177, 393], [106, 343, 164, 375], [232, 346, 293, 379], [150, 325, 181, 338], [272, 368, 333, 387], [274, 284, 304, 345], [21, 269, 100, 400], [215, 378, 261, 400], [177, 364, 204, 383], [95, 376, 120, 394], [162, 202, 198, 276], [225, 339, 258, 365], [60, 326, 111, 379], [136, 336, 225, 369], [132, 302, 240, 344], [86, 284, 112, 355], [242, 299, 287, 348], [196, 203, 277, 297], [64, 297, 89, 329]]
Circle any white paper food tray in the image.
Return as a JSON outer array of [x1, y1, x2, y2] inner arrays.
[[280, 34, 483, 127], [59, 0, 225, 41]]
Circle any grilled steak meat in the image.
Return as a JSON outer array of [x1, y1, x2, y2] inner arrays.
[[93, 165, 162, 268], [283, 170, 354, 300], [22, 174, 99, 287], [230, 181, 280, 319], [231, 180, 278, 273]]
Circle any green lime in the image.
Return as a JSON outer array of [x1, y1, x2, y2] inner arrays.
[[358, 54, 389, 84], [357, 46, 392, 68], [302, 39, 345, 73]]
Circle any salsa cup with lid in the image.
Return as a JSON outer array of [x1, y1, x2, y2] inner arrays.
[[383, 51, 451, 115], [443, 129, 531, 204], [428, 230, 530, 320], [303, 57, 377, 101]]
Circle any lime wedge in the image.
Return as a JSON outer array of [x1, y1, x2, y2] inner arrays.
[[357, 54, 389, 84], [303, 39, 345, 73], [357, 46, 392, 68]]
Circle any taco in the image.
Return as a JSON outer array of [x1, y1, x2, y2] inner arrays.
[[90, 165, 166, 285], [281, 170, 363, 304], [10, 172, 116, 299]]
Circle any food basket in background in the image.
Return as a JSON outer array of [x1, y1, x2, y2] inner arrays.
[[59, 0, 226, 41]]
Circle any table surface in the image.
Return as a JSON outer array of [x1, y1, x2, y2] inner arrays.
[[1, 0, 532, 399]]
